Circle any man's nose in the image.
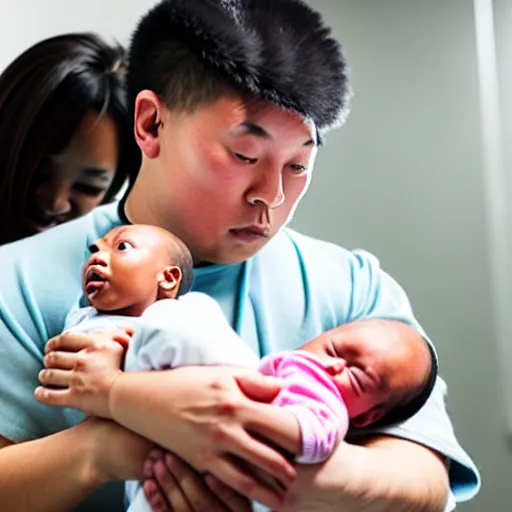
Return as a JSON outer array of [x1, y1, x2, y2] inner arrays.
[[245, 166, 285, 209]]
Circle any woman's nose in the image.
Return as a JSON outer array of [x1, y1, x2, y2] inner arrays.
[[34, 182, 72, 216]]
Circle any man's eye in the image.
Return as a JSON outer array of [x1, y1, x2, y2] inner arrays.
[[235, 152, 258, 164], [117, 241, 134, 251], [290, 163, 307, 173]]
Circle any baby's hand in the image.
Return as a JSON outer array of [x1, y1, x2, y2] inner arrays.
[[35, 328, 133, 418]]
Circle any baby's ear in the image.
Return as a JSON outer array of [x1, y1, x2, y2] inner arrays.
[[157, 266, 182, 300], [351, 407, 385, 429]]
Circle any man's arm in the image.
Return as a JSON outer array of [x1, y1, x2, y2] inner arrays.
[[0, 418, 153, 512], [282, 435, 449, 512]]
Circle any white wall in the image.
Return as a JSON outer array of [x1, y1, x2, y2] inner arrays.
[[0, 0, 159, 70], [1, 0, 508, 509], [293, 1, 509, 510]]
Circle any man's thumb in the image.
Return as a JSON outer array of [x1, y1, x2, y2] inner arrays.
[[235, 373, 283, 403]]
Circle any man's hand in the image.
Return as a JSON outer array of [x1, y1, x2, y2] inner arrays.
[[37, 362, 297, 509], [35, 329, 132, 418], [141, 450, 252, 512]]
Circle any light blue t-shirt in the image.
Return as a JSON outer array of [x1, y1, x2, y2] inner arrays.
[[0, 202, 480, 511]]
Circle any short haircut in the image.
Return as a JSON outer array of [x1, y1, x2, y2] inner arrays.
[[127, 0, 351, 157]]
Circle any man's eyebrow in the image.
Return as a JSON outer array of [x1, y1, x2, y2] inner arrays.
[[241, 121, 317, 147], [241, 122, 271, 139]]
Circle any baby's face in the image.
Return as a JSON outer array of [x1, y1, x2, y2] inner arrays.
[[83, 225, 173, 315], [300, 332, 429, 428]]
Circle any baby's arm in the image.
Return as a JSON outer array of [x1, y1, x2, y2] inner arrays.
[[258, 352, 349, 464]]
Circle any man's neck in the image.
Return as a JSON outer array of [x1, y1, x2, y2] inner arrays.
[[123, 178, 161, 227]]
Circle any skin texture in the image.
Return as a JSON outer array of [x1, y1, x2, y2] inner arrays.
[[84, 225, 183, 317], [23, 111, 118, 235], [126, 92, 317, 265]]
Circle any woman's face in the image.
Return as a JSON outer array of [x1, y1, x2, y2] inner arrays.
[[22, 111, 119, 235]]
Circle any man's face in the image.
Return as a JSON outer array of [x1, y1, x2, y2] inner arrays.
[[83, 225, 171, 315], [147, 95, 317, 264]]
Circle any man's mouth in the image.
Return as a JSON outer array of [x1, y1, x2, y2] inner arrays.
[[229, 225, 270, 242]]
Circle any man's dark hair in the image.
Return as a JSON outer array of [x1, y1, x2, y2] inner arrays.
[[127, 0, 351, 153]]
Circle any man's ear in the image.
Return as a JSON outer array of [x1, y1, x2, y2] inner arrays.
[[157, 266, 182, 300], [350, 407, 385, 429], [134, 90, 163, 159]]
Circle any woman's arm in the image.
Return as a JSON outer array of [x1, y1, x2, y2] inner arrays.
[[0, 418, 153, 512]]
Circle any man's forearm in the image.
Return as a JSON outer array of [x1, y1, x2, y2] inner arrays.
[[284, 436, 450, 512], [0, 422, 102, 512], [351, 436, 450, 512]]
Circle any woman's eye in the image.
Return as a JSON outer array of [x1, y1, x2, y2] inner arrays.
[[117, 241, 134, 251], [73, 183, 106, 196], [235, 152, 258, 164]]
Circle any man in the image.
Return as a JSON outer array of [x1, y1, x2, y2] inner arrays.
[[0, 0, 479, 511]]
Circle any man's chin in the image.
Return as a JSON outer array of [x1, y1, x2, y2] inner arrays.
[[199, 242, 271, 266]]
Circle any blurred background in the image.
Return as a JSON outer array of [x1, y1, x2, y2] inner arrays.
[[1, 0, 511, 510]]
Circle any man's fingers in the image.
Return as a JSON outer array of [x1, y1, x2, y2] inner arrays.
[[45, 329, 131, 354], [233, 431, 296, 487], [235, 373, 283, 403], [210, 455, 284, 511], [34, 386, 73, 407], [152, 458, 193, 512], [38, 368, 71, 388], [43, 350, 78, 370], [204, 473, 252, 512], [163, 454, 231, 512], [45, 332, 93, 353], [143, 479, 172, 512]]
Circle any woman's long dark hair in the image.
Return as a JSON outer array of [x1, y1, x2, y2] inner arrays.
[[0, 32, 139, 244]]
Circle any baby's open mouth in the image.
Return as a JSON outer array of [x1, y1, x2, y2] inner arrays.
[[85, 269, 107, 295]]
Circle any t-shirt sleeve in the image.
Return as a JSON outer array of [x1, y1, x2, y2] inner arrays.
[[346, 250, 480, 505]]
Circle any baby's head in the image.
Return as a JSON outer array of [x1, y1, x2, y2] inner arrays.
[[82, 224, 193, 316], [300, 321, 437, 429]]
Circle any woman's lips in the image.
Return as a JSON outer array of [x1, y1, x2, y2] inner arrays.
[[24, 216, 58, 233]]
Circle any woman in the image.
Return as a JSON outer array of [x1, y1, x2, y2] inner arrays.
[[0, 33, 138, 244]]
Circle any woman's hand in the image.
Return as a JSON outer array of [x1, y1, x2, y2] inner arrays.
[[35, 328, 132, 418]]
